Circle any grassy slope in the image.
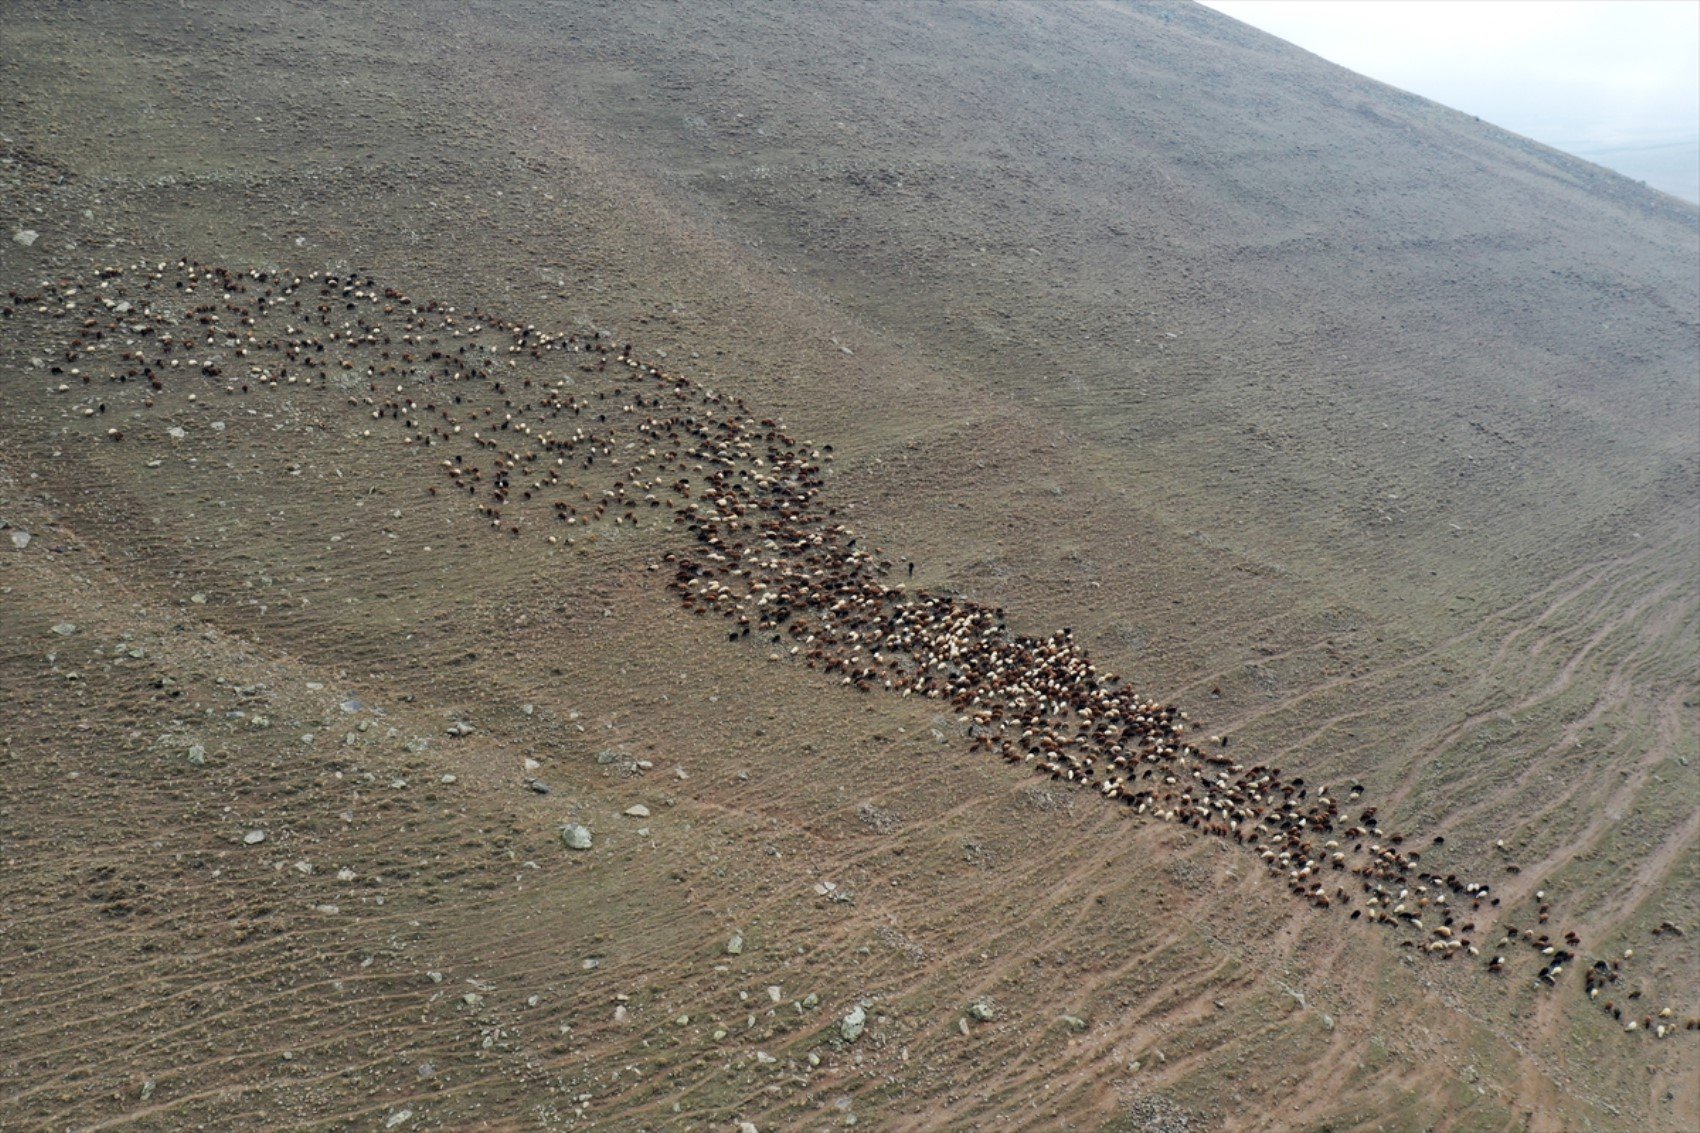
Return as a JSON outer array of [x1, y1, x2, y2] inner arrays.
[[0, 1, 1694, 1129]]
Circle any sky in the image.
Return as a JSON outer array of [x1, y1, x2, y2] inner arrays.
[[1198, 0, 1700, 202]]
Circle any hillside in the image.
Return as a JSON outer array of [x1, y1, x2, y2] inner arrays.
[[1, 2, 1696, 1130]]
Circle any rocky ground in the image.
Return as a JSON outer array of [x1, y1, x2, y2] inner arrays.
[[1, 2, 1696, 1130]]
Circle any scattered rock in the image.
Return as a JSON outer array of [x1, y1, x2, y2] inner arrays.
[[243, 830, 267, 845], [186, 743, 206, 765], [840, 1004, 867, 1042], [447, 720, 474, 737], [1127, 1093, 1192, 1132], [12, 229, 38, 247], [968, 1001, 996, 1022], [51, 622, 76, 636], [384, 1108, 413, 1128], [857, 802, 897, 832], [9, 530, 30, 550], [726, 932, 744, 956], [561, 824, 593, 850], [440, 773, 457, 784], [1061, 1014, 1087, 1032], [526, 778, 551, 794], [624, 804, 650, 818]]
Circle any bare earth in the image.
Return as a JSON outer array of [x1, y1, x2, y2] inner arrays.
[[1, 2, 1696, 1131]]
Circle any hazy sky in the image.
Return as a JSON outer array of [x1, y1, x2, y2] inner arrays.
[[1199, 0, 1700, 202]]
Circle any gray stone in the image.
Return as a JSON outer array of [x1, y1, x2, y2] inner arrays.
[[624, 804, 650, 818], [840, 1004, 866, 1042], [1061, 1014, 1087, 1032], [526, 778, 551, 794], [51, 622, 76, 636], [10, 530, 30, 549], [447, 720, 474, 737], [968, 1001, 996, 1022], [243, 830, 267, 845], [725, 932, 744, 956], [12, 229, 38, 247], [187, 743, 206, 765], [561, 824, 593, 850]]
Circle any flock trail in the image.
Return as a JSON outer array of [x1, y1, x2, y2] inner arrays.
[[6, 256, 1692, 1043]]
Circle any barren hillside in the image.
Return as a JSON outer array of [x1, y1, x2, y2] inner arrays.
[[1, 2, 1696, 1131]]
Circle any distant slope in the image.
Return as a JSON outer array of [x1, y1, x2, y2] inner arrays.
[[0, 2, 1694, 1130]]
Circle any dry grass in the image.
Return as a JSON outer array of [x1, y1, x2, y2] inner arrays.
[[0, 2, 1695, 1129]]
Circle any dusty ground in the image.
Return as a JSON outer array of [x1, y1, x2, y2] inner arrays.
[[0, 2, 1695, 1130]]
